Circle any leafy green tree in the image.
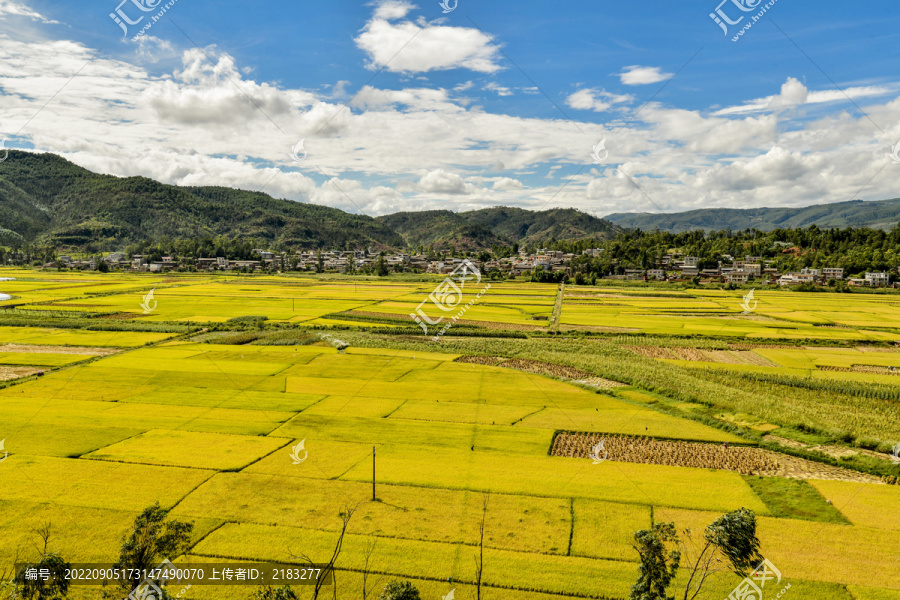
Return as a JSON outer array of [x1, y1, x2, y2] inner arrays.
[[679, 509, 763, 600], [9, 525, 71, 600], [630, 522, 680, 600], [378, 581, 420, 600], [375, 255, 389, 277], [109, 503, 194, 594]]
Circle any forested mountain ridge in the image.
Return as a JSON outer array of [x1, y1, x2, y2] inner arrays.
[[605, 199, 900, 232], [0, 151, 621, 250]]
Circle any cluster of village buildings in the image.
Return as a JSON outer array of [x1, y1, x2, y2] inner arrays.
[[46, 249, 893, 287], [621, 253, 890, 287]]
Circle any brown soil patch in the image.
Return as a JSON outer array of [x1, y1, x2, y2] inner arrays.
[[0, 344, 118, 356], [554, 432, 883, 483], [97, 312, 147, 320], [0, 366, 43, 381]]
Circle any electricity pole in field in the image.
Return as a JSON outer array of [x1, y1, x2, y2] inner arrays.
[[372, 445, 376, 501]]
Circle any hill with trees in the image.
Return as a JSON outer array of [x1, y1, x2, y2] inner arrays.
[[0, 151, 620, 251], [605, 198, 900, 232]]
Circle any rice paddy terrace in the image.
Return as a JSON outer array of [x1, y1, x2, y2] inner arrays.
[[1, 269, 899, 600]]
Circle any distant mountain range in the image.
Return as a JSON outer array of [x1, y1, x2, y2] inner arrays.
[[0, 151, 619, 250], [6, 151, 897, 249], [605, 198, 900, 232]]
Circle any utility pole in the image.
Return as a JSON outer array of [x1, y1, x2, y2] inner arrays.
[[372, 445, 376, 501]]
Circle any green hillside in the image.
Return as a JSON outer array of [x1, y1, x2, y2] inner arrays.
[[378, 207, 621, 249], [0, 151, 621, 250], [605, 199, 900, 232], [0, 151, 404, 249]]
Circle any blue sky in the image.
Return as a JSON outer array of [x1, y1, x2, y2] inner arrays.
[[1, 0, 899, 216]]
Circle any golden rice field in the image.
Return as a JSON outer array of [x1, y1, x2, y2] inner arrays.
[[1, 269, 899, 600]]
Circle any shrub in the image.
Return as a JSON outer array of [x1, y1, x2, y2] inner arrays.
[[252, 585, 297, 600], [378, 581, 420, 600], [226, 315, 269, 324]]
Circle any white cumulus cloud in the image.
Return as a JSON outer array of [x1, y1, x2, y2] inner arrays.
[[618, 65, 672, 85], [355, 2, 502, 73]]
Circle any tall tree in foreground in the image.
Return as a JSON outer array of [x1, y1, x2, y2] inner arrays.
[[680, 508, 763, 600], [361, 537, 381, 600], [630, 522, 681, 600], [629, 509, 765, 600], [7, 524, 71, 600], [109, 503, 194, 596], [295, 506, 356, 600]]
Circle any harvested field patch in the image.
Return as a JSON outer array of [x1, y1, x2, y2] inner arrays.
[[455, 355, 506, 366], [671, 347, 707, 361], [571, 377, 628, 390], [552, 433, 882, 483], [503, 358, 592, 379], [728, 343, 804, 350], [348, 310, 544, 331], [852, 364, 900, 375], [626, 346, 678, 360], [453, 355, 596, 380], [629, 346, 777, 366], [0, 366, 42, 381]]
